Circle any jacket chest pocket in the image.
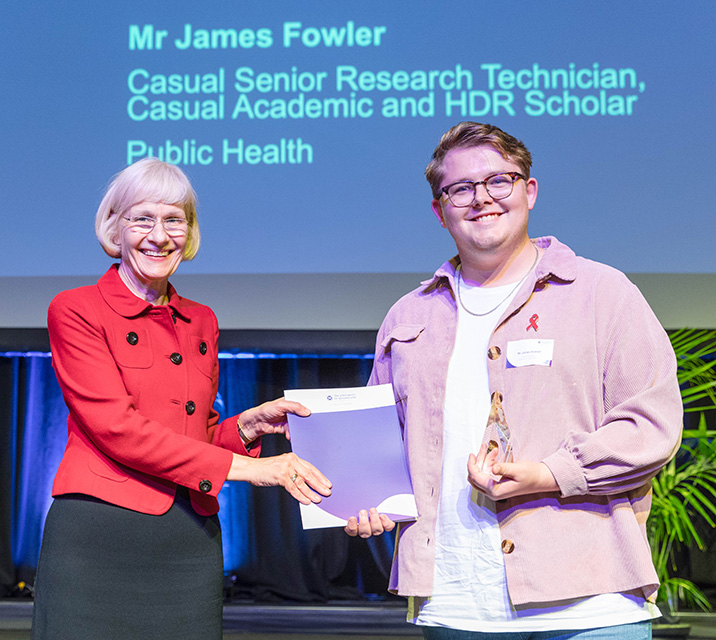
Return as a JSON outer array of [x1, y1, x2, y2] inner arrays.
[[187, 334, 214, 380], [110, 327, 154, 369], [381, 324, 425, 422]]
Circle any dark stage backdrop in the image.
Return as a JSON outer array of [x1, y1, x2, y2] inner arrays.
[[0, 352, 397, 602], [3, 354, 716, 604]]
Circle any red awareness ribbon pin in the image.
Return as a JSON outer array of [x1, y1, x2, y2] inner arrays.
[[527, 314, 539, 331]]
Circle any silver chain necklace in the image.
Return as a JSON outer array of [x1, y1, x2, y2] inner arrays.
[[456, 243, 540, 317]]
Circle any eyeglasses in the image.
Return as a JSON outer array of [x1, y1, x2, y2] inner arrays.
[[122, 215, 188, 237], [440, 172, 525, 207]]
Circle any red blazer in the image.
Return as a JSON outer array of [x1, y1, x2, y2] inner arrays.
[[47, 265, 259, 516]]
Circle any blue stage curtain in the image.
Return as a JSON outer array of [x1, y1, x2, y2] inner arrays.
[[8, 355, 68, 579], [0, 352, 396, 602]]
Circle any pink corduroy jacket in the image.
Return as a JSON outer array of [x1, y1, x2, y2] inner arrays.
[[369, 236, 682, 606]]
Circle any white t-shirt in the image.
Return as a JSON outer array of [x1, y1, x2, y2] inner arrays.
[[413, 273, 659, 632]]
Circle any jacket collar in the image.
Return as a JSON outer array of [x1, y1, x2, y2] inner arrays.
[[532, 235, 578, 284], [97, 265, 192, 321], [421, 236, 578, 294]]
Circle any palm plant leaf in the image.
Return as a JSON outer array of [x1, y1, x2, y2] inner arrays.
[[671, 328, 716, 410], [661, 577, 713, 612], [649, 329, 716, 613]]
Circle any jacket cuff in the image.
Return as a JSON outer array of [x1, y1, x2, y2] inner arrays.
[[542, 449, 588, 498], [215, 415, 262, 458], [192, 446, 234, 498]]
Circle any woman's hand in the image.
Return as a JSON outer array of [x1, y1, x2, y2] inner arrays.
[[227, 452, 331, 505], [467, 443, 559, 501], [238, 398, 311, 442], [345, 509, 395, 538]]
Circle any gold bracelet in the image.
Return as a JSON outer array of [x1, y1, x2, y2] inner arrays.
[[237, 418, 256, 445]]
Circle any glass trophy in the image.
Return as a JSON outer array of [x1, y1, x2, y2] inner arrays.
[[481, 393, 513, 478]]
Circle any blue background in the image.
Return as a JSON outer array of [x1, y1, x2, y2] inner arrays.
[[2, 0, 714, 279]]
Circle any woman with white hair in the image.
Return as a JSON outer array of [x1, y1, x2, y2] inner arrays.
[[31, 158, 331, 639]]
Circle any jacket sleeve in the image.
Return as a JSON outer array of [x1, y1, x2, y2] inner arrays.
[[47, 291, 255, 497], [543, 281, 683, 497]]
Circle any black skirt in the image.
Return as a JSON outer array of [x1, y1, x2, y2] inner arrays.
[[31, 488, 223, 640]]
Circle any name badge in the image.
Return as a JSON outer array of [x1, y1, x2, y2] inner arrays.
[[506, 339, 554, 368]]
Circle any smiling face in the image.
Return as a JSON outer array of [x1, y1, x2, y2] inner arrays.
[[116, 201, 187, 301], [431, 145, 538, 273]]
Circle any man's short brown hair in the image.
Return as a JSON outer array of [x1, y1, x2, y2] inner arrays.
[[425, 122, 533, 199]]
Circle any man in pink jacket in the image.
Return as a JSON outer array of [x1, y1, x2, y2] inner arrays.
[[346, 122, 682, 640]]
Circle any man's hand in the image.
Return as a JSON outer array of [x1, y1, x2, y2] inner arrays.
[[467, 443, 559, 500], [345, 508, 396, 538]]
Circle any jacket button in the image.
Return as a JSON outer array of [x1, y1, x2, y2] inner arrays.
[[185, 401, 196, 415], [198, 480, 212, 493], [170, 352, 183, 365], [126, 332, 139, 345], [199, 341, 207, 355], [487, 346, 501, 360], [501, 539, 515, 554]]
